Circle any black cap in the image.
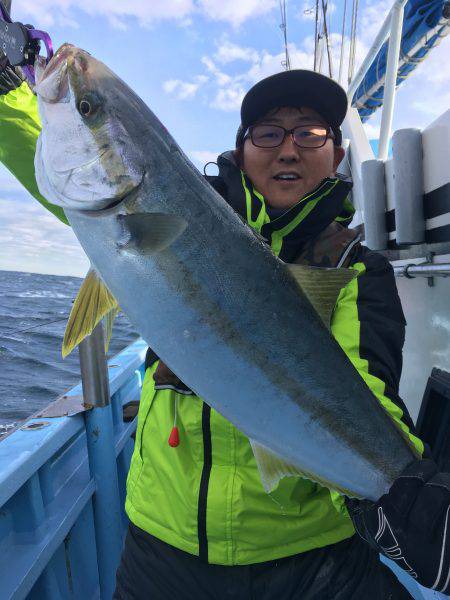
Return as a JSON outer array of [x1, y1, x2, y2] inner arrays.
[[237, 69, 348, 147]]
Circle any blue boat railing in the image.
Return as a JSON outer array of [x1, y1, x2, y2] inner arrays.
[[0, 333, 147, 600]]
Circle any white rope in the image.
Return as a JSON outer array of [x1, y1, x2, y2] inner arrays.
[[338, 0, 348, 84]]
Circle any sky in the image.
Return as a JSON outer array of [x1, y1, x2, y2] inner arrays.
[[1, 0, 450, 276]]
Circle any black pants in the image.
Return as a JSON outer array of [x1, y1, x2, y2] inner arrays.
[[114, 523, 413, 600]]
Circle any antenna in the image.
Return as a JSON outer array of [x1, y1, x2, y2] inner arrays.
[[279, 0, 291, 70]]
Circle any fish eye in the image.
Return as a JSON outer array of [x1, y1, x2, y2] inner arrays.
[[79, 99, 92, 116], [77, 93, 101, 118]]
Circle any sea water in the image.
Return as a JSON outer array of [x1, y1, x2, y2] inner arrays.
[[0, 269, 138, 433]]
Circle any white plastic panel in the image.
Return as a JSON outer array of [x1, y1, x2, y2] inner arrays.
[[397, 268, 450, 422], [422, 109, 450, 194]]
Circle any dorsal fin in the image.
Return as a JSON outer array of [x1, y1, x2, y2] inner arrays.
[[287, 265, 358, 329]]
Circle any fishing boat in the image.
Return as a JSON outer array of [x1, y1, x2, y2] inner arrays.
[[1, 0, 450, 598]]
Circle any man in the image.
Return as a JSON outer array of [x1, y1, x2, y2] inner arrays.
[[2, 54, 450, 598]]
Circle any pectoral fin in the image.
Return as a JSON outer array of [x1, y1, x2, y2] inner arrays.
[[117, 213, 188, 254], [250, 439, 359, 498], [287, 265, 358, 329], [62, 268, 119, 357]]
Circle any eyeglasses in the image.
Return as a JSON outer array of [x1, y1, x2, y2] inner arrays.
[[248, 124, 333, 149]]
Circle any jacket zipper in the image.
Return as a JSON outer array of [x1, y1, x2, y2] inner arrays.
[[197, 402, 212, 562]]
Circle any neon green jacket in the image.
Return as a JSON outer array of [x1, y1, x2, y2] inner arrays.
[[0, 82, 67, 223], [1, 81, 424, 566], [125, 160, 424, 565]]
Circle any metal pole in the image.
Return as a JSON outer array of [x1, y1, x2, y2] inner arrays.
[[393, 264, 450, 277], [79, 324, 111, 409], [348, 0, 359, 85], [378, 0, 405, 160], [347, 0, 407, 100], [79, 324, 123, 600]]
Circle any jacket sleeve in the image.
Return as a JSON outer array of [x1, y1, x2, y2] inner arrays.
[[0, 75, 68, 224], [330, 246, 424, 456]]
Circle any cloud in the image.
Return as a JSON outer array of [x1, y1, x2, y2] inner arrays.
[[13, 0, 278, 28], [201, 56, 233, 86], [397, 36, 450, 125], [212, 85, 246, 111], [213, 38, 260, 64], [0, 196, 89, 277], [204, 42, 314, 112], [197, 0, 278, 27], [163, 75, 208, 100], [13, 0, 196, 28], [0, 165, 26, 193], [246, 44, 313, 81], [363, 122, 380, 140], [358, 0, 392, 48]]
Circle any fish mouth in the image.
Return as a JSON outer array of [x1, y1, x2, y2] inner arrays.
[[77, 170, 147, 217], [42, 44, 76, 81], [35, 44, 91, 102]]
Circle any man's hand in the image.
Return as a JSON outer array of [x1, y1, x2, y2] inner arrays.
[[347, 459, 450, 594], [0, 51, 25, 95]]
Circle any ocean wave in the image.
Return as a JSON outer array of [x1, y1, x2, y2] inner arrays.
[[0, 269, 138, 425], [15, 291, 72, 299]]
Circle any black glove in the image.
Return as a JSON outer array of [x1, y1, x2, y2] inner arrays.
[[347, 459, 450, 594], [0, 51, 25, 95]]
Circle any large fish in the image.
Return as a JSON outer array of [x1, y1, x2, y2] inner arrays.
[[34, 44, 419, 500]]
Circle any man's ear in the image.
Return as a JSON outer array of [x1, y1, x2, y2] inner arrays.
[[332, 146, 345, 174]]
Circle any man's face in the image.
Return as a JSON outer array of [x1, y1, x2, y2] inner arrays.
[[242, 106, 345, 209]]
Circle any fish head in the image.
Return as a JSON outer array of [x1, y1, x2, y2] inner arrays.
[[34, 44, 146, 211]]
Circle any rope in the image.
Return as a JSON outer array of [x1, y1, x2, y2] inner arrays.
[[338, 0, 348, 83], [4, 316, 69, 336], [321, 0, 333, 78], [314, 0, 320, 70], [279, 0, 291, 70], [318, 29, 325, 73], [348, 0, 359, 85]]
